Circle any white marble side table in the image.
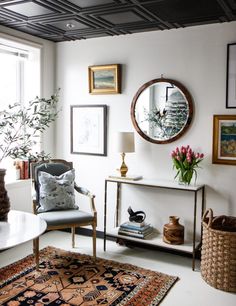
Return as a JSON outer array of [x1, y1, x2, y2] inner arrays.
[[0, 210, 46, 268]]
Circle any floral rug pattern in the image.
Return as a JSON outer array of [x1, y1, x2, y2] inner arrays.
[[0, 246, 178, 305]]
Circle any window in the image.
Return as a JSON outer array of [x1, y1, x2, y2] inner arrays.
[[0, 35, 41, 179], [0, 36, 40, 108]]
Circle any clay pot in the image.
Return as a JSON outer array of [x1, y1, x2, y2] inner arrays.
[[0, 168, 10, 221], [163, 216, 184, 245]]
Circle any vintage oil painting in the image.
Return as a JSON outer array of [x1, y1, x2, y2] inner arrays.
[[88, 64, 121, 94], [213, 115, 236, 165]]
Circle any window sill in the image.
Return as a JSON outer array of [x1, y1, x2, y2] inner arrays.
[[5, 179, 32, 190]]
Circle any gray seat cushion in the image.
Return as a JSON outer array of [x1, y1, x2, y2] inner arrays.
[[38, 209, 94, 226]]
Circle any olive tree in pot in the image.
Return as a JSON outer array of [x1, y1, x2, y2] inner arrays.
[[0, 90, 60, 221]]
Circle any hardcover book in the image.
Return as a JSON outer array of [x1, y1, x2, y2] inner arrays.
[[120, 221, 150, 230], [120, 223, 151, 232], [118, 228, 153, 239]]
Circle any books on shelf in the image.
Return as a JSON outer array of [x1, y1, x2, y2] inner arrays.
[[120, 221, 150, 231], [118, 221, 153, 239], [15, 160, 30, 179]]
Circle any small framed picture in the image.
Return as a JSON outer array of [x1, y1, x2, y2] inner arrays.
[[226, 43, 236, 108], [88, 64, 121, 94], [70, 105, 107, 156], [212, 115, 236, 165]]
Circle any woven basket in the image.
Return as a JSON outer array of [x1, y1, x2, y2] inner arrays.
[[201, 209, 236, 292]]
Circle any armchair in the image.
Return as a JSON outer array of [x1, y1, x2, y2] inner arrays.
[[31, 159, 97, 269]]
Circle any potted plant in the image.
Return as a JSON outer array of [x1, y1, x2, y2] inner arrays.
[[0, 90, 60, 221]]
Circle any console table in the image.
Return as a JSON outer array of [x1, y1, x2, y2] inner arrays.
[[104, 177, 205, 270]]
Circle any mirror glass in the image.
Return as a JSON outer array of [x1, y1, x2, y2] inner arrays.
[[131, 78, 193, 144]]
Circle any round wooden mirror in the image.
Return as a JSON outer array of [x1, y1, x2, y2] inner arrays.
[[131, 78, 194, 144]]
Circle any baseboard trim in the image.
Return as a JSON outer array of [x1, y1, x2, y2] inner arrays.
[[62, 227, 104, 239]]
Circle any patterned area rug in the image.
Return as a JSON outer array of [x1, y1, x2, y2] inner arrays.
[[0, 246, 178, 305]]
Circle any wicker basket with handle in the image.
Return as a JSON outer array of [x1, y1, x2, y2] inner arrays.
[[201, 208, 236, 292]]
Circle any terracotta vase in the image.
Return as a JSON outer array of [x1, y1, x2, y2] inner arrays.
[[163, 216, 184, 245], [0, 168, 10, 221]]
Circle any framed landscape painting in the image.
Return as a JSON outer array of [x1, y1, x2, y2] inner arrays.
[[88, 64, 121, 94], [70, 105, 107, 156], [212, 115, 236, 165]]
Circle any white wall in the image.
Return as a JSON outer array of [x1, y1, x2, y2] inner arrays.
[[6, 180, 32, 212], [56, 22, 236, 233]]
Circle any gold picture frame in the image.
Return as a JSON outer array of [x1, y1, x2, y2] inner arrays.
[[88, 64, 121, 94], [212, 114, 236, 165]]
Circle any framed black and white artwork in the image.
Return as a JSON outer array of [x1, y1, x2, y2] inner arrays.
[[226, 43, 236, 108], [70, 105, 107, 156]]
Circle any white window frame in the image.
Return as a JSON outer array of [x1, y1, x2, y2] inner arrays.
[[0, 33, 42, 180]]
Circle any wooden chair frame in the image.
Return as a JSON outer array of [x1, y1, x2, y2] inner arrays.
[[31, 159, 97, 269]]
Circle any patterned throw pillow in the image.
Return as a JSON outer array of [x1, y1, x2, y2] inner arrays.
[[38, 169, 78, 212]]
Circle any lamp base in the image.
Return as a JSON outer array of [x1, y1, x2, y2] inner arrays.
[[119, 153, 128, 177]]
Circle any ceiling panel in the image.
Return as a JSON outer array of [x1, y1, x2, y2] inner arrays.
[[50, 19, 89, 31], [0, 0, 235, 42], [100, 11, 144, 24], [5, 2, 54, 17], [67, 0, 114, 8], [142, 0, 224, 24]]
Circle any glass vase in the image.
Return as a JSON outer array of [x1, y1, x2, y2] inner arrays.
[[178, 169, 193, 185]]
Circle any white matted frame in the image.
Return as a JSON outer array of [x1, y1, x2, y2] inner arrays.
[[71, 105, 107, 156], [226, 43, 236, 108]]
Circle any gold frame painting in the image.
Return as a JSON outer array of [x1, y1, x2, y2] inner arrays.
[[212, 115, 236, 165], [88, 64, 121, 94]]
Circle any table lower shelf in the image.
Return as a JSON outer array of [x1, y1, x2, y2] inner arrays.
[[106, 228, 200, 254]]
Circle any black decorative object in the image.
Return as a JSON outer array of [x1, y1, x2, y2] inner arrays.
[[128, 206, 146, 223]]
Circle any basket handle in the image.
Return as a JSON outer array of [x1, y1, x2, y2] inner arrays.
[[202, 208, 213, 228]]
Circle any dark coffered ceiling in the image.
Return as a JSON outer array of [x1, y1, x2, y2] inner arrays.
[[0, 0, 235, 42]]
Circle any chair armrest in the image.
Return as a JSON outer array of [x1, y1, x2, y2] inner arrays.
[[32, 198, 39, 214], [74, 182, 97, 217], [32, 185, 39, 214], [74, 183, 95, 199]]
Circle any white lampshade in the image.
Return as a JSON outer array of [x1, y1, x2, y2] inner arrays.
[[116, 132, 135, 153]]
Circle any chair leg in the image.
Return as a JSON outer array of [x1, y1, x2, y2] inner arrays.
[[72, 226, 75, 248], [33, 237, 39, 270], [92, 224, 96, 261]]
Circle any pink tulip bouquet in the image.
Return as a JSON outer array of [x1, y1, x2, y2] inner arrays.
[[171, 145, 204, 185]]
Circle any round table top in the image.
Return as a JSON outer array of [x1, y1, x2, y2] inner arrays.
[[0, 210, 47, 250]]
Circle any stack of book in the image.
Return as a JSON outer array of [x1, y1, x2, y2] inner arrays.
[[15, 160, 30, 179], [118, 221, 153, 239]]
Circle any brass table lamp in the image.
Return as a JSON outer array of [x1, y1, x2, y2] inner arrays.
[[116, 132, 135, 177]]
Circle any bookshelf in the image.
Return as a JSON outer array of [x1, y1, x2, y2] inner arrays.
[[104, 177, 205, 270]]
